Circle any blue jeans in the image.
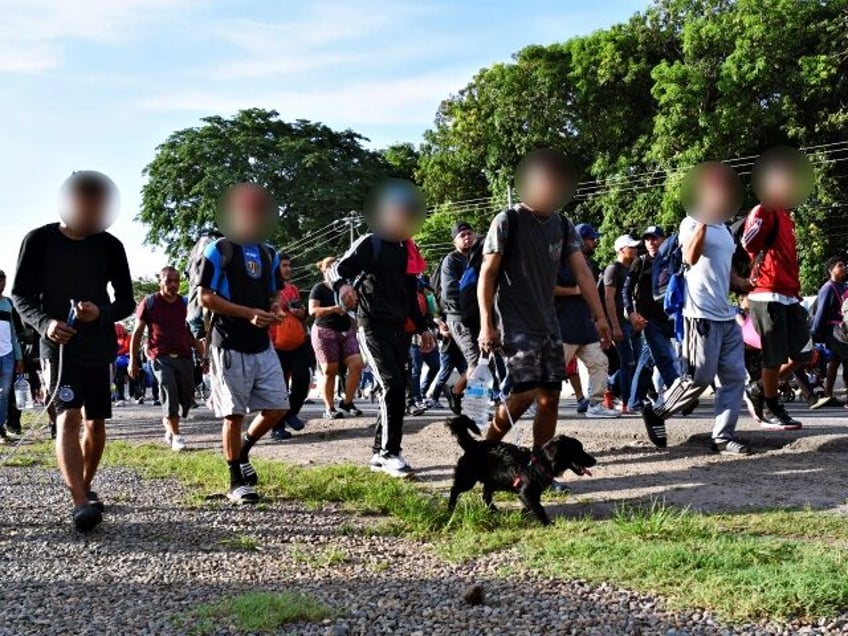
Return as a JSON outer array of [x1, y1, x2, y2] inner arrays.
[[628, 322, 680, 410], [431, 340, 467, 401], [410, 345, 440, 403], [0, 352, 15, 428], [616, 323, 641, 408]]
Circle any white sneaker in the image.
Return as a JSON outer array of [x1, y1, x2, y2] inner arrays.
[[114, 400, 126, 407], [380, 453, 413, 478], [586, 403, 621, 419], [368, 452, 385, 471], [171, 435, 186, 452], [163, 432, 172, 446]]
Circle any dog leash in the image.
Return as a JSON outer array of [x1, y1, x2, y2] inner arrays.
[[489, 349, 524, 447]]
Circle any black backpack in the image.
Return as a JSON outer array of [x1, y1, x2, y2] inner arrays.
[[730, 213, 780, 279]]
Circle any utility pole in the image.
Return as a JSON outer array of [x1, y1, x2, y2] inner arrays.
[[507, 184, 513, 208], [343, 211, 359, 247]]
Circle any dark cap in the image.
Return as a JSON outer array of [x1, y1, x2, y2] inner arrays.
[[574, 223, 601, 240], [451, 221, 473, 239], [642, 225, 666, 239]]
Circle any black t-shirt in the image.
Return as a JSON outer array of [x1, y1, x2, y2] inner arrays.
[[628, 255, 673, 334], [11, 223, 135, 365], [555, 255, 598, 345], [310, 283, 351, 332]]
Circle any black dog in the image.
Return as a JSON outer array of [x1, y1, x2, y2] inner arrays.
[[447, 416, 596, 525]]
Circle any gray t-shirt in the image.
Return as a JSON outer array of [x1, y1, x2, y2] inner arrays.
[[484, 207, 582, 338], [679, 215, 736, 321]]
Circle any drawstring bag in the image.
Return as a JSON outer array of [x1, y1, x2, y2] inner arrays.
[[272, 313, 306, 351]]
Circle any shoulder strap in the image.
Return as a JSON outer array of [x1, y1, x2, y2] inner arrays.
[[503, 207, 520, 260], [145, 294, 156, 312], [369, 234, 382, 272], [259, 244, 275, 291], [764, 212, 780, 249]]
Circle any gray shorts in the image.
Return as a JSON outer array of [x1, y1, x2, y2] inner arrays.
[[502, 332, 566, 393], [447, 319, 480, 368], [749, 301, 813, 368], [152, 356, 195, 419], [208, 346, 289, 418]]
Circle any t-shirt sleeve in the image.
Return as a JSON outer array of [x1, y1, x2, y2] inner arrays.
[[309, 284, 326, 304], [483, 212, 509, 255], [562, 218, 582, 257], [678, 216, 698, 248], [198, 242, 223, 291], [602, 263, 619, 288], [270, 250, 282, 294], [135, 298, 149, 324]]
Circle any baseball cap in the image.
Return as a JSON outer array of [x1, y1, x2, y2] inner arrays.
[[574, 223, 601, 240], [614, 235, 641, 252], [451, 221, 473, 238], [642, 225, 665, 239]]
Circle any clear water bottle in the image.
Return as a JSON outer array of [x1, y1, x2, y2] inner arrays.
[[14, 374, 30, 410], [464, 357, 494, 435]]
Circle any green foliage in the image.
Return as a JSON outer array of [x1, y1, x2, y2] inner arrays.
[[131, 276, 159, 302], [417, 0, 848, 291], [381, 142, 420, 182], [139, 108, 390, 266]]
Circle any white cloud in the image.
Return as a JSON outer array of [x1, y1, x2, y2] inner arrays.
[[0, 0, 196, 72], [138, 68, 472, 128]]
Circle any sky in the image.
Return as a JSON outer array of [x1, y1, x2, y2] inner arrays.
[[0, 0, 646, 282]]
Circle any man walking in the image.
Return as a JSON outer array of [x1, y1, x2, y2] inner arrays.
[[12, 171, 134, 531], [479, 148, 611, 448], [742, 151, 813, 429], [811, 256, 848, 404], [129, 266, 201, 452], [198, 183, 289, 504], [329, 180, 434, 478], [622, 226, 680, 410], [0, 271, 24, 442], [440, 220, 478, 414], [640, 162, 753, 454], [603, 235, 642, 412]]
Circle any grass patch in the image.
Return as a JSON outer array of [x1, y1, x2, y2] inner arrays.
[[218, 534, 260, 552], [40, 440, 848, 622], [184, 591, 333, 635], [290, 543, 350, 567]]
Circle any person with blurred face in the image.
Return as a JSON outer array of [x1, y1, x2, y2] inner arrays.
[[478, 149, 612, 449], [198, 183, 289, 504], [640, 162, 753, 455], [129, 266, 202, 453], [603, 235, 642, 412], [621, 226, 681, 411], [440, 221, 479, 413], [741, 148, 816, 429], [329, 180, 434, 478], [268, 253, 315, 439], [12, 171, 134, 532], [810, 257, 848, 403], [0, 271, 24, 442]]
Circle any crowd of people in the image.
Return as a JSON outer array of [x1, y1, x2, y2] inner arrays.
[[3, 146, 841, 533]]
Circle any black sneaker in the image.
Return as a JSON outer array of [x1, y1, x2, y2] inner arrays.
[[640, 402, 667, 448], [338, 401, 363, 417], [240, 461, 259, 486], [227, 485, 260, 505], [73, 504, 103, 532], [744, 383, 765, 422], [153, 400, 162, 407], [445, 387, 462, 415], [87, 491, 105, 513], [406, 402, 427, 417], [680, 399, 699, 416], [271, 428, 292, 441], [549, 480, 571, 494], [761, 405, 802, 431], [711, 438, 752, 455], [285, 414, 306, 431]]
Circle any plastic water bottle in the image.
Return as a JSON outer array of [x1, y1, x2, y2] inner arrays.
[[465, 357, 494, 435], [14, 375, 30, 410]]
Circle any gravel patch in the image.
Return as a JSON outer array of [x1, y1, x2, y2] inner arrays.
[[2, 463, 846, 635]]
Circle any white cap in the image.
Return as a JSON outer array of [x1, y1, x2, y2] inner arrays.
[[614, 235, 641, 252]]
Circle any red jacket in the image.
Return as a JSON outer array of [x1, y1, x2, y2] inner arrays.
[[741, 205, 801, 298]]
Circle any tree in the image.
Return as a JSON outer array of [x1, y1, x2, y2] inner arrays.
[[417, 0, 848, 291], [132, 276, 159, 302], [138, 109, 390, 265], [382, 142, 421, 183]]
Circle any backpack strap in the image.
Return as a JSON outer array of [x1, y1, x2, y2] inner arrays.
[[145, 294, 157, 312], [751, 212, 781, 276]]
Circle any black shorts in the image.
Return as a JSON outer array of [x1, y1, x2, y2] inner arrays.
[[749, 300, 814, 369], [43, 356, 112, 420]]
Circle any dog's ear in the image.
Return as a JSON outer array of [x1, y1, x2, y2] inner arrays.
[[542, 437, 570, 473]]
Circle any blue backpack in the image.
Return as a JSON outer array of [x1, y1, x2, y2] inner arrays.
[[651, 233, 683, 303]]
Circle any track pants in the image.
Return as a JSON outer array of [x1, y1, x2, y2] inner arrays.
[[358, 325, 410, 456], [655, 317, 746, 441], [276, 343, 311, 418]]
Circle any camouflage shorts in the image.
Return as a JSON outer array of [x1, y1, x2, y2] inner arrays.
[[501, 332, 566, 392]]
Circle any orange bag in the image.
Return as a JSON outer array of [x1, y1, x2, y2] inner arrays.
[[272, 313, 306, 351]]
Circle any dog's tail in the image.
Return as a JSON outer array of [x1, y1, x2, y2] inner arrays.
[[447, 416, 481, 451]]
